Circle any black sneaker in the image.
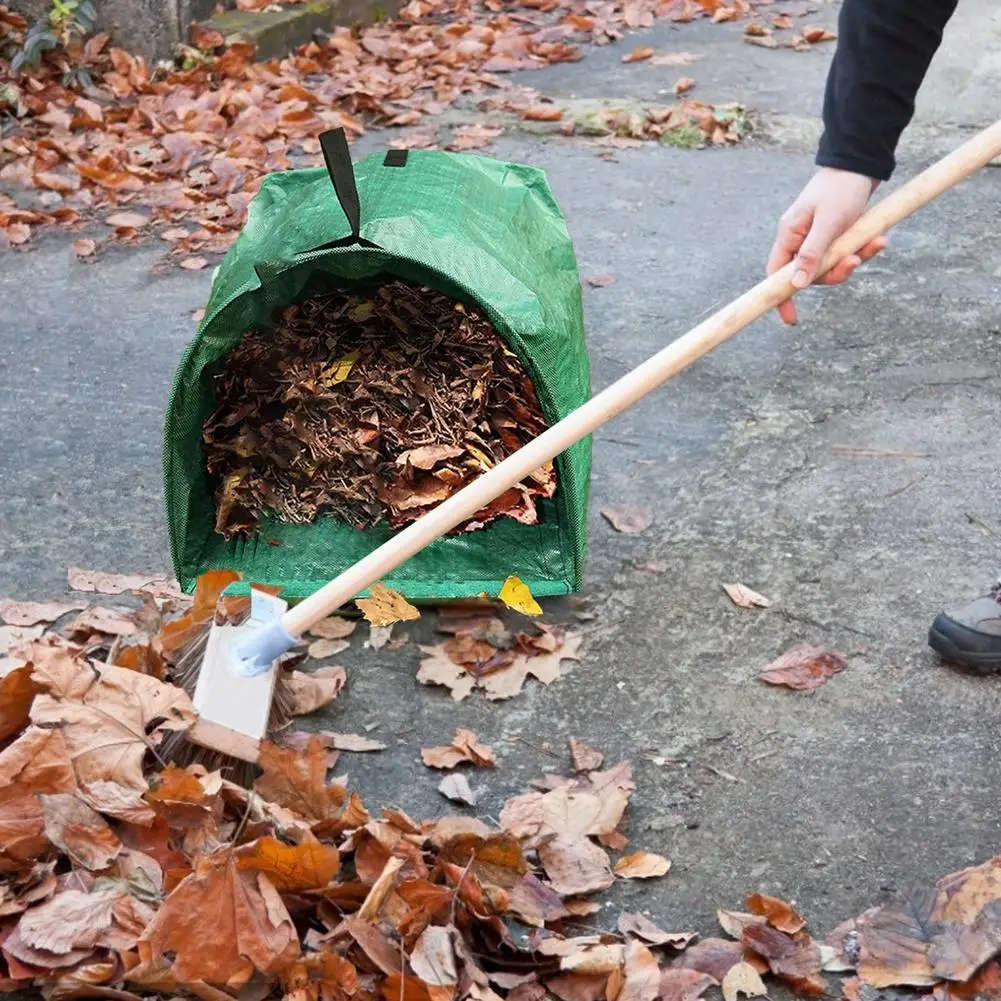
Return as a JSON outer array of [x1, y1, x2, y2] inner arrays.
[[928, 584, 1001, 674]]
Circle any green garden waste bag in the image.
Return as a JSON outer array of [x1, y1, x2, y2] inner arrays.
[[163, 129, 591, 602]]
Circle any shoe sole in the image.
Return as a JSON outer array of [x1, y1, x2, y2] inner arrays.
[[928, 624, 1001, 676]]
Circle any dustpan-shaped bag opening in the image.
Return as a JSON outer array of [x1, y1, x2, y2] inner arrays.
[[163, 130, 592, 601]]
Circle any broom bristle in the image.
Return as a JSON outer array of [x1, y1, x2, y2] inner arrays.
[[162, 619, 292, 788]]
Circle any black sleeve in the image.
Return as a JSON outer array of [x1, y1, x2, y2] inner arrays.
[[816, 0, 958, 181]]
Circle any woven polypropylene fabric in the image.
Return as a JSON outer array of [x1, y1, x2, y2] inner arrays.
[[163, 149, 591, 600]]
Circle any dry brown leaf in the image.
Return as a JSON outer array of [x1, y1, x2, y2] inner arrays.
[[619, 913, 696, 949], [658, 969, 718, 1001], [179, 256, 209, 271], [674, 77, 696, 94], [234, 836, 340, 892], [746, 892, 806, 933], [0, 624, 45, 658], [448, 123, 503, 151], [67, 605, 138, 638], [652, 51, 703, 66], [722, 584, 771, 609], [254, 739, 348, 824], [601, 505, 652, 533], [547, 973, 609, 1001], [741, 923, 825, 994], [0, 862, 58, 918], [619, 941, 661, 1001], [744, 33, 779, 47], [328, 732, 387, 752], [569, 738, 603, 773], [422, 729, 496, 770], [308, 616, 356, 640], [803, 25, 836, 42], [481, 633, 582, 700], [67, 569, 181, 599], [16, 887, 122, 955], [0, 599, 84, 627], [39, 793, 122, 870], [673, 938, 745, 981], [759, 644, 847, 692], [439, 772, 477, 806], [0, 726, 76, 793], [623, 46, 656, 63], [356, 583, 420, 627], [933, 961, 1001, 1001], [614, 850, 672, 879], [721, 963, 767, 1001], [283, 665, 347, 715], [586, 274, 616, 288], [717, 909, 766, 940], [439, 831, 528, 891], [30, 659, 196, 791], [0, 662, 40, 742], [410, 924, 458, 991], [396, 444, 464, 470], [106, 211, 149, 229], [538, 838, 614, 896], [847, 861, 1001, 988], [307, 638, 350, 660], [189, 23, 225, 48], [522, 105, 564, 121], [416, 645, 476, 701], [558, 943, 625, 974], [138, 851, 299, 989], [79, 779, 156, 825], [0, 785, 48, 867]]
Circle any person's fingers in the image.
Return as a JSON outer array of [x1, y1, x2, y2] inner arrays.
[[777, 298, 798, 326], [790, 211, 846, 288], [856, 235, 888, 261], [816, 254, 861, 286], [815, 235, 887, 284], [767, 206, 812, 276]]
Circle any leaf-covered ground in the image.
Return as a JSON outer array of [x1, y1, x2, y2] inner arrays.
[[4, 570, 1001, 1001], [0, 0, 837, 257]]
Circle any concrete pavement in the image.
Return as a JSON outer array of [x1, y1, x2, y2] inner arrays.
[[2, 0, 1001, 939]]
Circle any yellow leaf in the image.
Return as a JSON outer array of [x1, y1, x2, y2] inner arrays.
[[498, 576, 542, 616], [355, 583, 420, 627], [323, 350, 360, 386]]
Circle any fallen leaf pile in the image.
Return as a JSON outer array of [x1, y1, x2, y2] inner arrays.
[[0, 0, 781, 252], [203, 279, 555, 536], [4, 570, 1001, 1001], [418, 605, 583, 700]]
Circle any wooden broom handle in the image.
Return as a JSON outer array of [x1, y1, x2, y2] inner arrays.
[[283, 119, 1001, 636]]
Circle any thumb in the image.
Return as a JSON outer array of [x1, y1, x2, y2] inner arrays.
[[790, 214, 844, 289]]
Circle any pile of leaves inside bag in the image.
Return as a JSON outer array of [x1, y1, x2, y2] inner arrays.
[[204, 279, 555, 538]]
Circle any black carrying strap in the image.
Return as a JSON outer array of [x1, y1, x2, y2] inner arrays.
[[319, 128, 362, 240]]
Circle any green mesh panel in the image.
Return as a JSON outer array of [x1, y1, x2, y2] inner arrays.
[[162, 149, 591, 601]]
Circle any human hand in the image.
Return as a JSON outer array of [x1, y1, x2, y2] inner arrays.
[[767, 166, 888, 325]]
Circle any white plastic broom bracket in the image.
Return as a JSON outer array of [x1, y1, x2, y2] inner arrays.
[[232, 588, 297, 677]]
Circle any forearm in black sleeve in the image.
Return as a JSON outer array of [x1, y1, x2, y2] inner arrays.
[[817, 0, 958, 181]]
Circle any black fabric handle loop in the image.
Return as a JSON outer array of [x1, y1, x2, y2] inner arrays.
[[319, 128, 361, 240]]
